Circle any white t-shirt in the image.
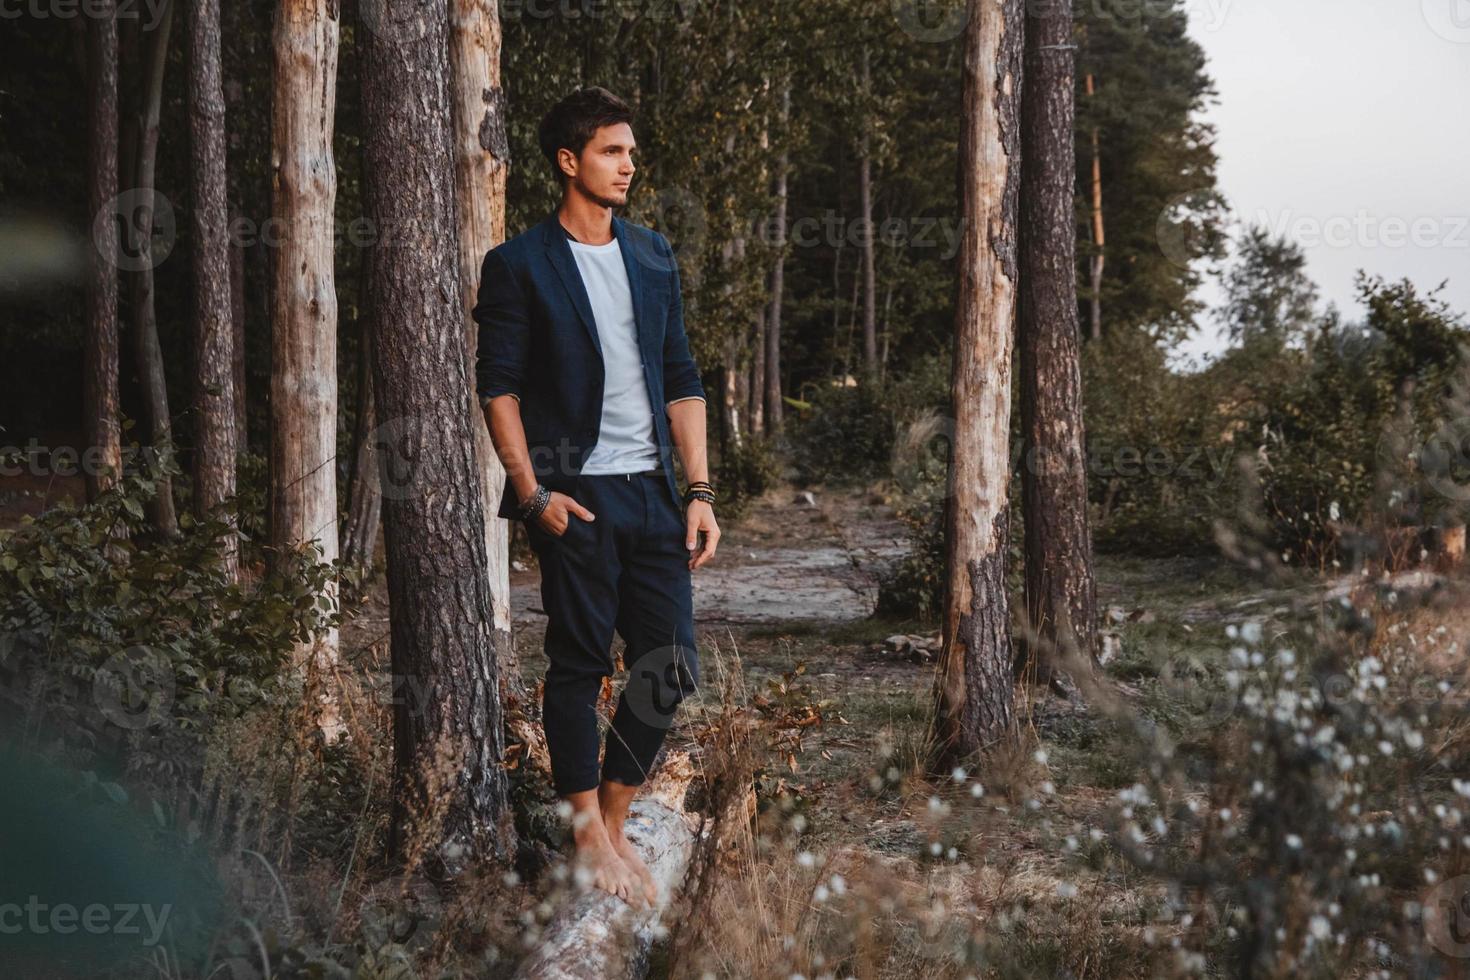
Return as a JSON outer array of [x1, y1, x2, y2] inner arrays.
[[567, 237, 662, 474]]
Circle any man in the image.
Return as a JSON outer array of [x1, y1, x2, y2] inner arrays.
[[473, 87, 719, 908]]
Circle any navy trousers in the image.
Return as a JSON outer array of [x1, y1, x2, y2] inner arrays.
[[524, 468, 700, 796]]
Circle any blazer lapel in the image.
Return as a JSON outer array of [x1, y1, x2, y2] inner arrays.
[[541, 210, 604, 358], [611, 215, 648, 356]]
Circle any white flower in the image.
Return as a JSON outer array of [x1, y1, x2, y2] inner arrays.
[[797, 850, 815, 868], [951, 766, 967, 783], [1034, 748, 1049, 765], [1056, 881, 1078, 898], [1310, 914, 1330, 939], [1286, 833, 1303, 849]]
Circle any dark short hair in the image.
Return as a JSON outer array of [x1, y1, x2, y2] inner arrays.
[[537, 87, 635, 187]]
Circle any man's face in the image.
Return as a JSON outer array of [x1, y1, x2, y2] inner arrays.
[[563, 122, 636, 209]]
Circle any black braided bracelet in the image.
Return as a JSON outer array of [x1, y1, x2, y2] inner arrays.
[[517, 484, 551, 522]]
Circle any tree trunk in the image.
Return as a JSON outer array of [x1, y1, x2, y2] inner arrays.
[[512, 754, 699, 980], [449, 0, 542, 764], [231, 201, 248, 452], [341, 253, 382, 583], [1019, 0, 1098, 699], [360, 0, 515, 875], [188, 0, 238, 580], [930, 0, 1023, 767], [83, 1, 122, 505], [747, 98, 770, 438], [1085, 73, 1105, 342], [269, 0, 341, 733], [127, 0, 179, 536], [764, 75, 790, 432], [857, 49, 877, 378]]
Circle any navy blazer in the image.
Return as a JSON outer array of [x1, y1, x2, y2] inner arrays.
[[474, 209, 707, 520]]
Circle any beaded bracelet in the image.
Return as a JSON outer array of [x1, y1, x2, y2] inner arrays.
[[517, 484, 551, 522]]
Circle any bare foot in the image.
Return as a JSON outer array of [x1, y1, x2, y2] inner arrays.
[[605, 825, 658, 908], [571, 820, 647, 908]]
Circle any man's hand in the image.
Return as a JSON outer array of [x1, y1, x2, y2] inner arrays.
[[684, 499, 719, 570], [536, 491, 596, 537]]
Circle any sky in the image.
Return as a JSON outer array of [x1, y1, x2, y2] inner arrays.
[[1172, 0, 1470, 367]]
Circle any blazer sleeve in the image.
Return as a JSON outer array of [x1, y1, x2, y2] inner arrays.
[[473, 247, 528, 404], [659, 233, 707, 406]]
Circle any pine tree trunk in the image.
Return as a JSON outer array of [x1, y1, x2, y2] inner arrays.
[[449, 0, 542, 763], [188, 0, 238, 579], [84, 2, 122, 505], [341, 254, 381, 582], [231, 201, 248, 452], [765, 75, 790, 432], [127, 0, 179, 536], [268, 0, 341, 732], [1085, 73, 1105, 342], [930, 0, 1023, 767], [857, 47, 878, 378], [1019, 0, 1098, 698], [360, 0, 516, 875]]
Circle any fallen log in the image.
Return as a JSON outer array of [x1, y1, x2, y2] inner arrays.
[[513, 752, 701, 980]]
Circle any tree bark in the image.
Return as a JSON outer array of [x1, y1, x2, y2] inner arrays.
[[1085, 73, 1105, 342], [341, 255, 381, 583], [857, 48, 877, 378], [84, 1, 122, 505], [188, 0, 238, 578], [231, 201, 248, 452], [126, 0, 179, 536], [359, 0, 515, 875], [930, 0, 1023, 767], [269, 0, 341, 731], [764, 75, 790, 433], [1019, 0, 1098, 699]]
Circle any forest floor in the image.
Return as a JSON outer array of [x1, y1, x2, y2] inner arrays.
[[500, 479, 1397, 977]]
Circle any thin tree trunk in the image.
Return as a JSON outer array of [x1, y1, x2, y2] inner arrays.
[[360, 0, 516, 874], [1019, 0, 1098, 699], [840, 251, 859, 382], [231, 201, 248, 452], [765, 74, 790, 432], [269, 0, 341, 734], [878, 280, 893, 383], [84, 2, 122, 506], [127, 0, 179, 536], [857, 48, 877, 378], [341, 250, 381, 581], [1085, 73, 1105, 342], [748, 96, 770, 438], [930, 0, 1023, 767], [188, 0, 238, 577], [827, 242, 844, 380]]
